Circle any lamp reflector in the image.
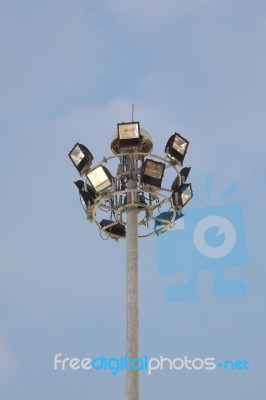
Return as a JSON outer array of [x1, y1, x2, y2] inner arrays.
[[180, 184, 193, 206], [172, 135, 187, 154], [70, 146, 84, 165], [86, 165, 112, 193]]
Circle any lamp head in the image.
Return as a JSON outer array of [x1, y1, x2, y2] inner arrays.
[[111, 127, 153, 155], [141, 159, 165, 188], [86, 165, 113, 193], [165, 133, 189, 165], [172, 183, 193, 209], [117, 122, 141, 150], [69, 143, 93, 175]]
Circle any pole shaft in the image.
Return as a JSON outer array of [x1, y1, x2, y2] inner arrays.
[[126, 177, 139, 400]]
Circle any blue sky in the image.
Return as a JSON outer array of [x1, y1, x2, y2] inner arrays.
[[0, 1, 265, 398]]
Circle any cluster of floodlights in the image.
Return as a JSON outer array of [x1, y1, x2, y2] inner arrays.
[[68, 121, 193, 239]]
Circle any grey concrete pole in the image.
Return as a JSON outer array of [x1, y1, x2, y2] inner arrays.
[[126, 176, 139, 400]]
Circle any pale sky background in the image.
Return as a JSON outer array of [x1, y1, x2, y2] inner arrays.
[[0, 0, 265, 399]]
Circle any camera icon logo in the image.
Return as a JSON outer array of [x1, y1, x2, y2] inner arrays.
[[193, 215, 236, 259], [155, 174, 249, 302]]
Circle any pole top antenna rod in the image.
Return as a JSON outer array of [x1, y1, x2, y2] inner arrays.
[[132, 103, 134, 122]]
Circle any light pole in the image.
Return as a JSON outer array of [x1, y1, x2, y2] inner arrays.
[[68, 122, 193, 400], [126, 169, 139, 400]]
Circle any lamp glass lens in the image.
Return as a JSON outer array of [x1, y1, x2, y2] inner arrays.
[[145, 160, 164, 179], [172, 136, 188, 155], [119, 123, 139, 140], [70, 145, 85, 166], [181, 185, 192, 205], [87, 166, 111, 192]]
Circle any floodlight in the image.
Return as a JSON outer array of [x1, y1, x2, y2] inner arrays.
[[171, 167, 191, 190], [117, 122, 141, 148], [165, 133, 189, 165], [86, 165, 113, 193], [68, 143, 93, 175], [180, 167, 191, 182], [100, 219, 126, 237], [154, 211, 184, 227], [141, 159, 165, 188], [172, 183, 193, 209], [111, 127, 153, 155], [74, 180, 96, 212]]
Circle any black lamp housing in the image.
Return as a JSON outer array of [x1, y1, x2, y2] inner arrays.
[[172, 183, 193, 209], [171, 167, 191, 191], [68, 143, 94, 175], [74, 180, 96, 212], [180, 167, 191, 183], [117, 122, 141, 148], [100, 219, 126, 237], [141, 159, 165, 188], [165, 133, 189, 166]]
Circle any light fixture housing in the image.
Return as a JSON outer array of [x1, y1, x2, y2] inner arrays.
[[141, 159, 165, 188], [117, 122, 141, 148], [171, 167, 191, 190], [165, 133, 189, 165], [86, 165, 113, 193], [68, 143, 94, 175], [154, 211, 184, 227], [172, 183, 193, 209], [100, 219, 126, 237], [74, 180, 96, 212], [180, 167, 191, 182], [111, 127, 153, 155]]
